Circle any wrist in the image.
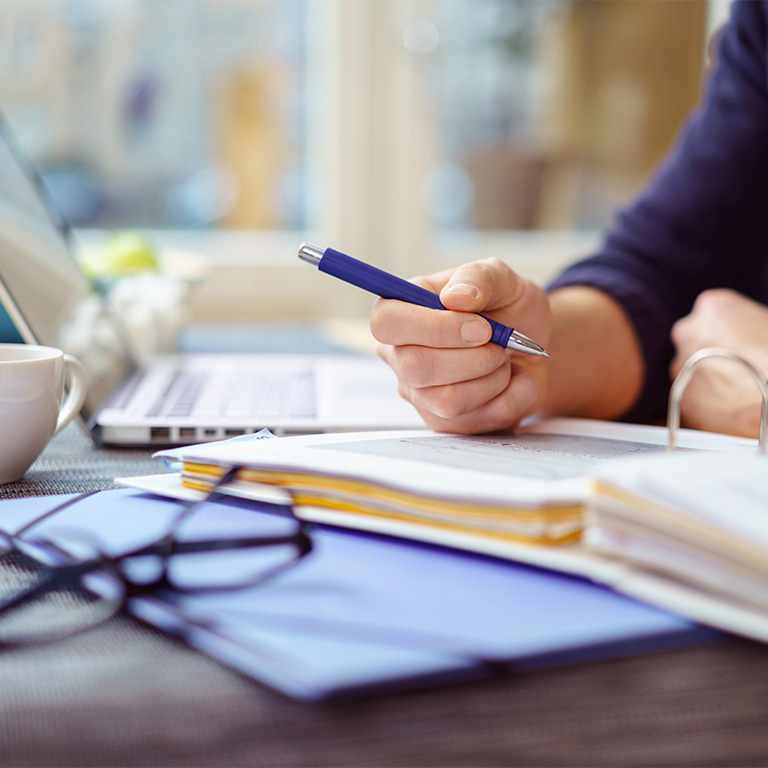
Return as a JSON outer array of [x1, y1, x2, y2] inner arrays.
[[539, 286, 644, 420]]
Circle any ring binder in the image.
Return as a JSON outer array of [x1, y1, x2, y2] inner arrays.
[[667, 347, 768, 453]]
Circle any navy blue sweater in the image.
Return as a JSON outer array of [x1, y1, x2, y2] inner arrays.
[[548, 0, 768, 421]]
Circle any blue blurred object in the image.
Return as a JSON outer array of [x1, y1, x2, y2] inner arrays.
[[38, 164, 104, 226], [0, 305, 23, 343]]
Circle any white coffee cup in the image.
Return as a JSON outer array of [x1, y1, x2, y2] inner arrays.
[[0, 344, 87, 484]]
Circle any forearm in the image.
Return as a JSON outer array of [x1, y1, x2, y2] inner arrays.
[[546, 1, 768, 421], [539, 286, 644, 421]]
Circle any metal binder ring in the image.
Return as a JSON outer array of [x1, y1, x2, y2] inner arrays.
[[667, 347, 768, 453]]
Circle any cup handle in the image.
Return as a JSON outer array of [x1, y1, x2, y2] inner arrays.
[[54, 354, 88, 435]]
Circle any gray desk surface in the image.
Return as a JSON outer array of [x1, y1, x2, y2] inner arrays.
[[2, 344, 768, 766]]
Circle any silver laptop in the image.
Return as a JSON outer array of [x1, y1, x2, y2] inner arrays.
[[0, 113, 422, 445]]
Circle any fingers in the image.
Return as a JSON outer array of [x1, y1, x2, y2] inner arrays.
[[371, 298, 492, 348], [669, 318, 688, 378], [370, 258, 531, 350], [378, 341, 511, 388], [405, 362, 512, 418], [370, 257, 548, 434], [439, 258, 523, 313], [408, 269, 462, 295], [400, 363, 541, 434], [669, 289, 730, 376]]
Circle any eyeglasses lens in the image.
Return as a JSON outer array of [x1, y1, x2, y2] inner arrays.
[[164, 497, 308, 592], [0, 549, 123, 647]]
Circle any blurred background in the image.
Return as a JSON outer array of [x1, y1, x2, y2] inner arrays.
[[0, 0, 731, 325]]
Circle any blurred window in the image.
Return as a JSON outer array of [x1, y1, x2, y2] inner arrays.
[[0, 0, 308, 230], [0, 0, 718, 317], [421, 0, 708, 232]]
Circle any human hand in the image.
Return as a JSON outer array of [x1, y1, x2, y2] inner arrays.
[[670, 289, 768, 438], [370, 258, 552, 434]]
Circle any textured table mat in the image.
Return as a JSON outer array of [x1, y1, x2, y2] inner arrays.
[[0, 422, 161, 499]]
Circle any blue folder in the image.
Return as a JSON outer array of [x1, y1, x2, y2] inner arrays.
[[0, 490, 719, 700]]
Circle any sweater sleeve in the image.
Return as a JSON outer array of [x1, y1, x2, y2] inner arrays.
[[547, 0, 768, 422]]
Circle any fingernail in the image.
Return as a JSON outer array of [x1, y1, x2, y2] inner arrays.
[[461, 319, 490, 343], [444, 282, 479, 300]]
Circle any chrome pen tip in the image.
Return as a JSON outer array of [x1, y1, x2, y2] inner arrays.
[[507, 329, 550, 358]]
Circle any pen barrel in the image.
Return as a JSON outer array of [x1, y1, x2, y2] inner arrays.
[[486, 319, 513, 348], [320, 248, 445, 310], [320, 248, 514, 348]]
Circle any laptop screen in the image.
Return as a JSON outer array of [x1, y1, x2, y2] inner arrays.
[[0, 114, 135, 425]]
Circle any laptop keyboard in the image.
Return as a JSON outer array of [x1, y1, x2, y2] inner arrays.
[[145, 368, 318, 421]]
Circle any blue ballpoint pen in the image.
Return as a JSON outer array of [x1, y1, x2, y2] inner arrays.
[[298, 242, 550, 358]]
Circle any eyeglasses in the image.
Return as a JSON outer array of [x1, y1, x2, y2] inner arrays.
[[0, 468, 313, 647]]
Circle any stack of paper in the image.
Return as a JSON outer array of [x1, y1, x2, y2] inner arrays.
[[165, 428, 589, 546], [120, 417, 752, 554], [115, 417, 768, 648], [586, 451, 768, 643]]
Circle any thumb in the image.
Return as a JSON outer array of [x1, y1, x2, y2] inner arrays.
[[439, 258, 522, 313]]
